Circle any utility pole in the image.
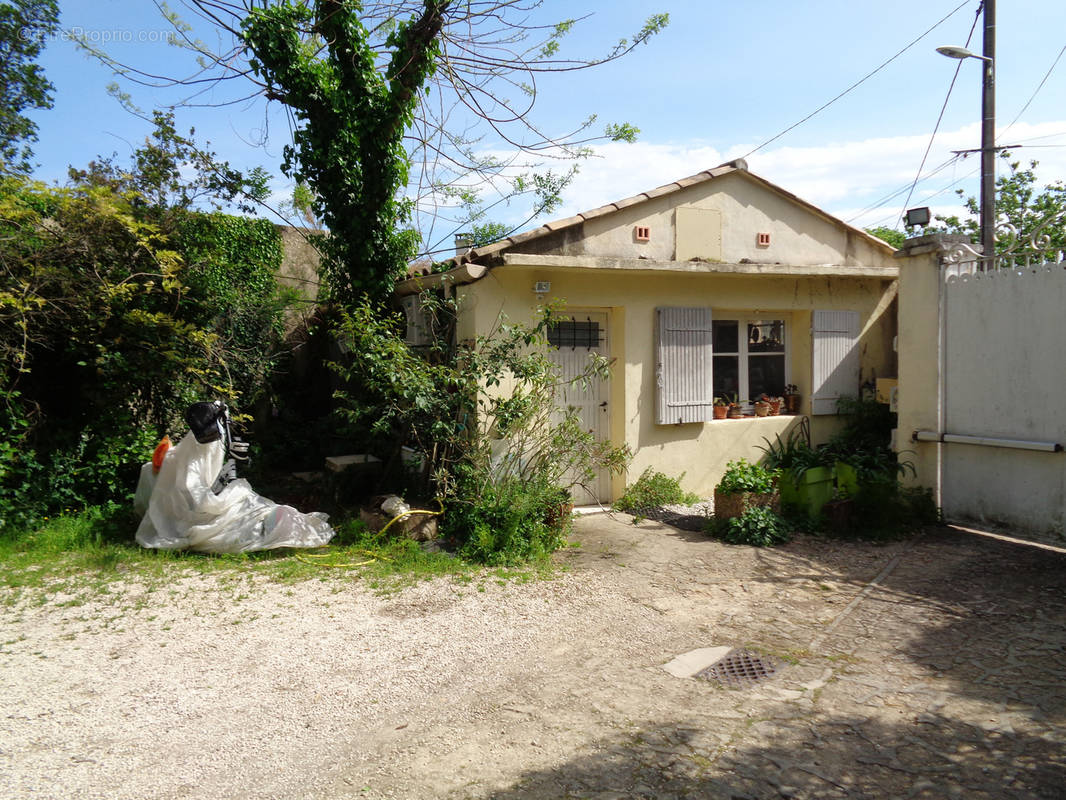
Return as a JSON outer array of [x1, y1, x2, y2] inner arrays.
[[980, 0, 996, 267]]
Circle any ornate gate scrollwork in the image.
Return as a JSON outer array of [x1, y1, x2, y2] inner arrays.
[[943, 208, 1066, 274]]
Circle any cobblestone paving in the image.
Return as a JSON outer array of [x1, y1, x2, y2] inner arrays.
[[476, 523, 1066, 800], [340, 519, 1066, 800]]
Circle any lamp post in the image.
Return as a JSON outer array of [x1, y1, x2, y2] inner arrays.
[[937, 0, 996, 267]]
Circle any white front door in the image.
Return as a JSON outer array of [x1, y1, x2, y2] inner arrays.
[[547, 311, 611, 505]]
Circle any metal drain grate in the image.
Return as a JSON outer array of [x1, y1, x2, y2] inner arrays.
[[695, 648, 778, 688]]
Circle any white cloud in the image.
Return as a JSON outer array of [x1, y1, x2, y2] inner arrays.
[[523, 120, 1066, 233]]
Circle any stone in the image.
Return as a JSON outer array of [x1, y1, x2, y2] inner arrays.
[[662, 646, 733, 678]]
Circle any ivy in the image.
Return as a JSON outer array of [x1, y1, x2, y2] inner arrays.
[[241, 0, 450, 305]]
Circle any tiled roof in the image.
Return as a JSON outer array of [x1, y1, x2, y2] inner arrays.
[[407, 158, 893, 277]]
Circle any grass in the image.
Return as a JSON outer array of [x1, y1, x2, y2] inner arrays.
[[0, 504, 543, 606]]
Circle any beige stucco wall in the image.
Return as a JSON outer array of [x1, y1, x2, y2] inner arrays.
[[894, 238, 946, 494], [569, 172, 896, 268], [896, 235, 1066, 534], [458, 264, 897, 499]]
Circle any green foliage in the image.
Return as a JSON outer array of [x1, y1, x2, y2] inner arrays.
[[331, 297, 629, 563], [0, 118, 292, 524], [69, 110, 270, 215], [0, 0, 58, 173], [446, 477, 570, 566], [831, 480, 939, 540], [823, 396, 911, 482], [710, 506, 791, 547], [469, 221, 510, 248], [933, 152, 1066, 254], [613, 468, 698, 515], [240, 1, 443, 304], [716, 459, 780, 495], [866, 226, 905, 248], [175, 213, 292, 402]]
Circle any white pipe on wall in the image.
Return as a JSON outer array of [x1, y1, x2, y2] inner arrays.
[[912, 429, 1063, 453]]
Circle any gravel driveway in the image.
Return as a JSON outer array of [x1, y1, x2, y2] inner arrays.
[[3, 514, 1064, 799]]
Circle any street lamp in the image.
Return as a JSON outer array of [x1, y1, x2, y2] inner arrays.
[[936, 2, 996, 267]]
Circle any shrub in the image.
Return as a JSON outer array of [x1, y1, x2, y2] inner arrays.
[[716, 459, 780, 495], [444, 477, 570, 566], [709, 506, 791, 547], [837, 480, 939, 540], [0, 118, 291, 522], [613, 468, 698, 515], [332, 299, 630, 564]]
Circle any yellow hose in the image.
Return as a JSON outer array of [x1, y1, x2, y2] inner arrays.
[[293, 499, 445, 569], [377, 497, 445, 537]]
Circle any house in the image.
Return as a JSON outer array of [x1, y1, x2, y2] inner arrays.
[[398, 160, 899, 504]]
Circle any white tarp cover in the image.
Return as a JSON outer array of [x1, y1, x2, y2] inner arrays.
[[135, 433, 334, 553]]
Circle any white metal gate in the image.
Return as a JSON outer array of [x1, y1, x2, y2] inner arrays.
[[928, 232, 1066, 533], [547, 311, 611, 505]]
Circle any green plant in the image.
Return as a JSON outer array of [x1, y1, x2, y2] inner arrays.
[[716, 459, 780, 495], [0, 0, 59, 173], [832, 479, 939, 540], [613, 468, 698, 516], [0, 118, 290, 521], [709, 506, 790, 547], [445, 476, 571, 566], [759, 425, 834, 487], [331, 299, 629, 564]]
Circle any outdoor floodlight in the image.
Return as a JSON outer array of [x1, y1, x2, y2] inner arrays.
[[905, 207, 931, 228]]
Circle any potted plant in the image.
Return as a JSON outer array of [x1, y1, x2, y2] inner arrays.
[[784, 384, 801, 414], [713, 396, 729, 420], [768, 396, 783, 416], [753, 394, 771, 417], [759, 428, 836, 518], [727, 394, 744, 419], [713, 458, 781, 521]]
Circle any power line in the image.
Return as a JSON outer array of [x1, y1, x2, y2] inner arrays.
[[738, 0, 973, 162], [999, 43, 1066, 141], [894, 2, 983, 229], [845, 154, 962, 224]]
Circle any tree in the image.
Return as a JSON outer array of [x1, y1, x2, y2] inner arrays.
[[866, 226, 906, 249], [0, 117, 293, 522], [80, 1, 669, 303], [934, 152, 1066, 258], [0, 0, 59, 173]]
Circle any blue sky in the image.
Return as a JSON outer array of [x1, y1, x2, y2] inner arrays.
[[26, 0, 1066, 247]]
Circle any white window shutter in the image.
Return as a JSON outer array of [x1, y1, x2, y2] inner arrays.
[[656, 307, 713, 424], [812, 310, 860, 415]]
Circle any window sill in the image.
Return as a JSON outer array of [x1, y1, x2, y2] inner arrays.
[[714, 413, 800, 421]]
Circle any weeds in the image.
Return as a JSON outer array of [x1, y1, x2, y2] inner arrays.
[[614, 468, 698, 520]]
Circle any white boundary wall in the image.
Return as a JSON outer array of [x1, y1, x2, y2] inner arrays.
[[940, 265, 1066, 533], [897, 233, 1066, 537]]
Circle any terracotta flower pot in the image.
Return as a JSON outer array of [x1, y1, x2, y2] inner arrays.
[[713, 405, 728, 420], [768, 398, 782, 415]]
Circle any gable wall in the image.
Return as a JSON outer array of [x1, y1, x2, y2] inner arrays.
[[522, 173, 893, 268]]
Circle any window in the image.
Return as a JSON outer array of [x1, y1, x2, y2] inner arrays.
[[712, 318, 787, 403], [547, 319, 602, 350]]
